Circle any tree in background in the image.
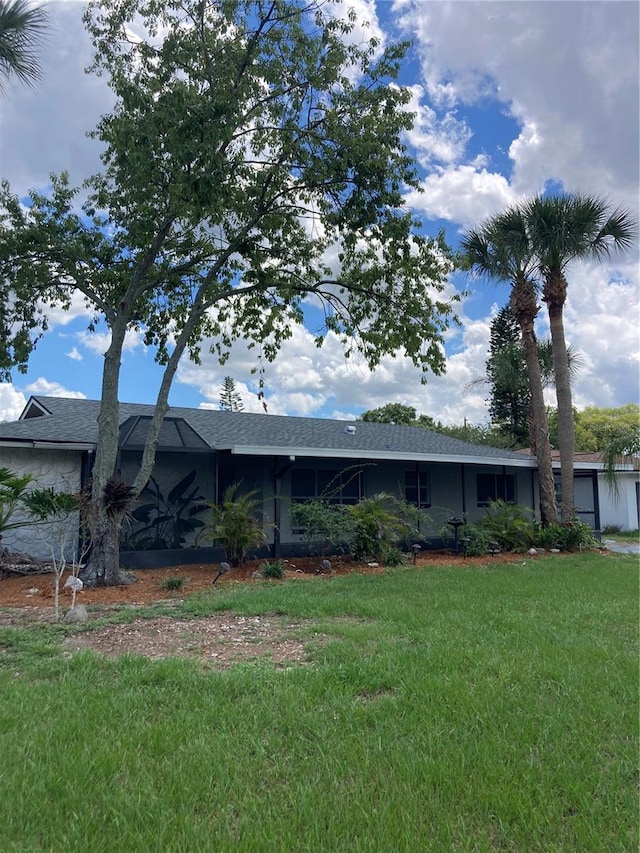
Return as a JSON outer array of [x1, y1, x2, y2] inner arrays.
[[360, 404, 417, 425], [0, 0, 47, 91], [0, 0, 456, 585], [219, 377, 244, 413], [524, 193, 636, 520], [485, 306, 530, 446]]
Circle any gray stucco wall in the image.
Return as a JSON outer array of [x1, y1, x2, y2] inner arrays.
[[0, 447, 82, 561]]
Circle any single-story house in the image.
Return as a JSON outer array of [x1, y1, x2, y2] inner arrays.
[[0, 396, 636, 566]]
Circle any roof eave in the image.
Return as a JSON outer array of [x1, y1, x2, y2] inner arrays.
[[227, 445, 538, 467]]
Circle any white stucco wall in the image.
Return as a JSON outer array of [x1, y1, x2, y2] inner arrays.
[[598, 472, 639, 531], [0, 447, 82, 561]]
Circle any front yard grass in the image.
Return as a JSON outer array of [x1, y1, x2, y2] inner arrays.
[[0, 552, 637, 851]]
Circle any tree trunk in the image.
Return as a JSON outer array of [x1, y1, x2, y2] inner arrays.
[[545, 274, 575, 522], [82, 504, 123, 586], [81, 317, 129, 587], [80, 306, 204, 586], [510, 282, 557, 526]]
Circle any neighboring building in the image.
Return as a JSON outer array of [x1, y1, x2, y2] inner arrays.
[[0, 396, 635, 564]]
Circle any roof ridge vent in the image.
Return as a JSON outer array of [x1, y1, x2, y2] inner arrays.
[[344, 424, 357, 435]]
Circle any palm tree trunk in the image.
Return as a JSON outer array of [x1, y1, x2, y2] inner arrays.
[[546, 281, 575, 522], [510, 284, 557, 526]]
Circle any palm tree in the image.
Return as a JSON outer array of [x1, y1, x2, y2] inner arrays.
[[523, 194, 637, 521], [0, 0, 47, 92], [460, 207, 558, 526]]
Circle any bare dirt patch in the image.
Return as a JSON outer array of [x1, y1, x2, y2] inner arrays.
[[62, 612, 322, 668], [0, 551, 575, 666]]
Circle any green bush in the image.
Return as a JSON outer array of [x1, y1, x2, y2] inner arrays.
[[161, 576, 185, 591], [345, 494, 416, 562], [459, 525, 492, 557], [601, 523, 622, 535], [261, 559, 285, 579], [476, 500, 535, 552], [380, 545, 406, 567], [533, 520, 598, 552], [291, 500, 353, 557]]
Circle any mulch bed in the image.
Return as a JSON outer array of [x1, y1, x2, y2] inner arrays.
[[0, 550, 567, 610]]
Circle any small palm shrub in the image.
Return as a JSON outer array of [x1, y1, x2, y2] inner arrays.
[[345, 494, 417, 562], [200, 484, 267, 566], [476, 500, 535, 552]]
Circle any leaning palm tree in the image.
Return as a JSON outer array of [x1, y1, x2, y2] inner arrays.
[[460, 207, 558, 526], [0, 0, 47, 92], [523, 194, 637, 521]]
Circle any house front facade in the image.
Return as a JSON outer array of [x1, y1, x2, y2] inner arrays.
[[0, 396, 630, 566]]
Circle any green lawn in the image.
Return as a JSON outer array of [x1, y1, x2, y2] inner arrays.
[[0, 552, 637, 852]]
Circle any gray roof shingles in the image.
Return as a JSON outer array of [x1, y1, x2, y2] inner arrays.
[[0, 396, 535, 466]]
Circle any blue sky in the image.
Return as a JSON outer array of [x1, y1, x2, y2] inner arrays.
[[0, 0, 638, 424]]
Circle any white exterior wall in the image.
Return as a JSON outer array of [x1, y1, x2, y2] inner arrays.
[[0, 447, 82, 561], [598, 472, 640, 531]]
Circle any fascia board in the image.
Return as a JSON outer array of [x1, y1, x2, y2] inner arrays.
[[227, 445, 538, 467], [0, 440, 94, 451]]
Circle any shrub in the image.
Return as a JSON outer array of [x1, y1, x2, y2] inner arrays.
[[533, 520, 598, 552], [199, 484, 267, 566], [162, 576, 185, 591], [476, 500, 535, 552], [345, 494, 415, 562], [380, 545, 406, 567], [601, 523, 622, 535], [261, 559, 285, 579], [460, 525, 492, 557], [291, 500, 353, 557]]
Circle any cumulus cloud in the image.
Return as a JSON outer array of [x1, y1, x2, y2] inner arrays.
[[65, 347, 83, 361], [405, 164, 516, 230], [393, 0, 639, 212], [0, 384, 27, 423], [24, 378, 86, 399], [0, 3, 114, 197]]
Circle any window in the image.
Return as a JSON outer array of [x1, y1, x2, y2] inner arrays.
[[405, 470, 431, 508], [477, 473, 515, 506], [291, 468, 361, 506], [291, 467, 361, 534]]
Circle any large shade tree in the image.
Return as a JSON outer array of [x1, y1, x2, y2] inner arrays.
[[0, 0, 47, 91], [461, 207, 558, 526], [524, 194, 636, 521], [0, 0, 457, 585]]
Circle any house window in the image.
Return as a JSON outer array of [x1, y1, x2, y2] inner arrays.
[[291, 468, 361, 506], [405, 470, 431, 508], [477, 473, 516, 506]]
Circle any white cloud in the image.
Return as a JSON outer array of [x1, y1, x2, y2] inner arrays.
[[24, 378, 86, 399], [0, 384, 27, 423], [405, 165, 516, 230], [0, 3, 114, 197], [394, 0, 639, 212], [66, 347, 83, 361], [75, 328, 145, 356]]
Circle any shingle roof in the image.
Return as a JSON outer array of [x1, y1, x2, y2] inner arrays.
[[0, 396, 538, 467]]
